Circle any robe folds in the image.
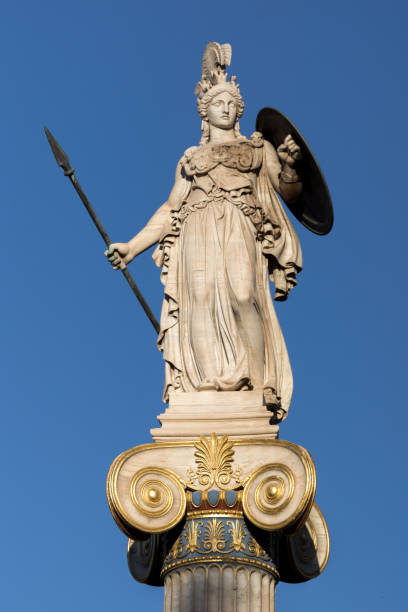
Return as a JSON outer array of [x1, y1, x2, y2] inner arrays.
[[152, 133, 302, 418]]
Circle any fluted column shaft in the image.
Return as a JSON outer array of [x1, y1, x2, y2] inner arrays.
[[164, 565, 276, 612]]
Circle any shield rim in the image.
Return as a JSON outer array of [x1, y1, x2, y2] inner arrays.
[[256, 107, 333, 236]]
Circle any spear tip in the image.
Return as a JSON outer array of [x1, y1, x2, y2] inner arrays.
[[44, 125, 72, 173]]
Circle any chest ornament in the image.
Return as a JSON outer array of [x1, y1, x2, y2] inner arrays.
[[183, 134, 263, 177]]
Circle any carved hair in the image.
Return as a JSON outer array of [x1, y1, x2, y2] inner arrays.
[[197, 82, 245, 120]]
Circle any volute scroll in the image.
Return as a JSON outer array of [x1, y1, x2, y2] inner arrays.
[[107, 463, 187, 537], [242, 445, 316, 533]]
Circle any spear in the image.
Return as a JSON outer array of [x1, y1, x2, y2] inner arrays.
[[44, 126, 160, 334]]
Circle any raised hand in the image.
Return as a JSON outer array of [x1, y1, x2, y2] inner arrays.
[[277, 135, 302, 167]]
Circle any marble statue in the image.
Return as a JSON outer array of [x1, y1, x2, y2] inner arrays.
[[105, 42, 305, 420], [102, 43, 333, 612]]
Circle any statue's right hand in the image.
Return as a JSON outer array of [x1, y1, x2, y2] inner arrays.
[[104, 243, 131, 270]]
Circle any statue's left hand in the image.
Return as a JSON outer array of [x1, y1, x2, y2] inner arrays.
[[277, 135, 301, 167]]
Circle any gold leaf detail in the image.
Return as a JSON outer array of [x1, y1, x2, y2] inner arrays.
[[247, 536, 267, 558], [226, 519, 246, 552], [203, 518, 226, 553], [186, 467, 197, 486], [170, 535, 184, 560], [185, 520, 203, 553], [233, 466, 243, 484], [192, 433, 239, 489]]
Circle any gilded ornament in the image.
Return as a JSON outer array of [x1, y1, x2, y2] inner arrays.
[[265, 483, 283, 503], [108, 466, 187, 534], [203, 518, 227, 553], [226, 519, 246, 552], [185, 520, 203, 554], [187, 433, 242, 490], [169, 535, 184, 560], [162, 512, 279, 578], [146, 487, 162, 504], [256, 474, 291, 513], [242, 456, 316, 532], [131, 476, 173, 518], [254, 468, 294, 515], [247, 537, 267, 558]]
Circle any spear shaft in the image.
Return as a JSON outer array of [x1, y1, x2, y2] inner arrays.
[[44, 127, 160, 334]]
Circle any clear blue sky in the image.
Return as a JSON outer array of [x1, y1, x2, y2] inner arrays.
[[1, 1, 407, 610]]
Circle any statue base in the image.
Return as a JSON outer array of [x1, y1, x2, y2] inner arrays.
[[107, 395, 329, 612], [151, 391, 279, 442]]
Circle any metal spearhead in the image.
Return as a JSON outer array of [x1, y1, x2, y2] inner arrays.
[[44, 126, 74, 175]]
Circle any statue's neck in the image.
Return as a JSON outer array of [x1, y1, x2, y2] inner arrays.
[[208, 125, 237, 143]]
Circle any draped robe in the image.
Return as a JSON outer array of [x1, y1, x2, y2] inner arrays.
[[152, 132, 302, 418]]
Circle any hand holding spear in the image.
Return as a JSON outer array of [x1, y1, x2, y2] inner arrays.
[[44, 127, 160, 334]]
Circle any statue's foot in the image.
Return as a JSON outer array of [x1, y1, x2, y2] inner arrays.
[[198, 380, 217, 391]]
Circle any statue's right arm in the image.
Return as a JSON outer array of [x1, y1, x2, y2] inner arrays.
[[105, 159, 191, 270]]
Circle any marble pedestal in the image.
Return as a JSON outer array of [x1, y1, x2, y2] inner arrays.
[[151, 391, 279, 442], [107, 394, 329, 611]]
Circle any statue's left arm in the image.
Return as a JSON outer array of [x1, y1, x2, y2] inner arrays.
[[264, 136, 302, 204]]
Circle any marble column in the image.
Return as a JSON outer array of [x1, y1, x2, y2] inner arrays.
[[164, 566, 276, 612]]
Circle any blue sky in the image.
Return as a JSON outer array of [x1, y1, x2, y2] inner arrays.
[[1, 1, 407, 610]]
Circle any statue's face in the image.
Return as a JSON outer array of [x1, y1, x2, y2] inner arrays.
[[207, 91, 237, 129]]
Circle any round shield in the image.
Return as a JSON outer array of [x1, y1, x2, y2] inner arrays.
[[256, 107, 333, 235]]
